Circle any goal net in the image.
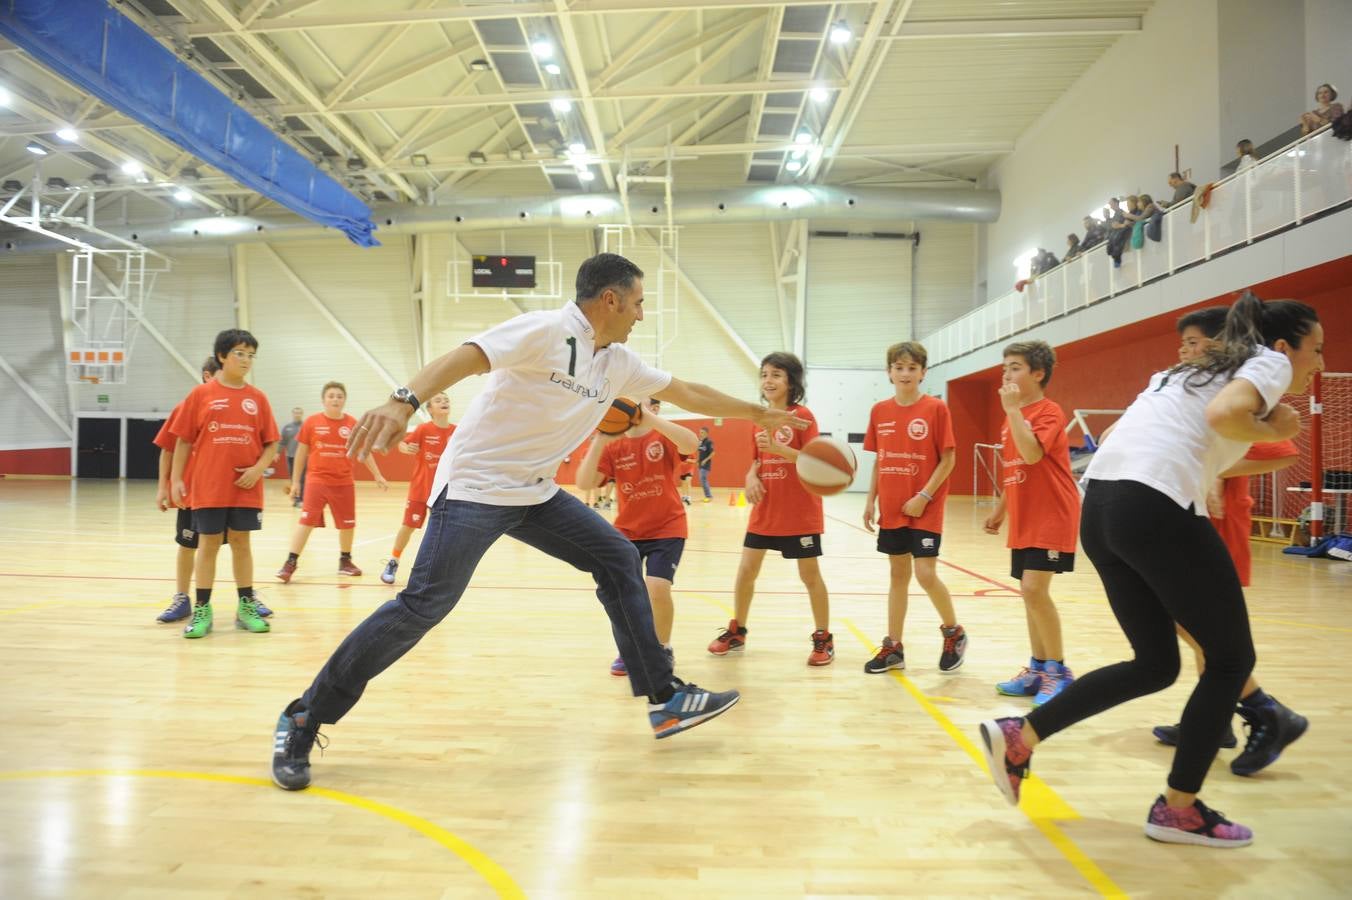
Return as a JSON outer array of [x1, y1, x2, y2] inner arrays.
[[1253, 372, 1352, 538]]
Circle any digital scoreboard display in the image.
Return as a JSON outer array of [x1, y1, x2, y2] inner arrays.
[[472, 255, 536, 289]]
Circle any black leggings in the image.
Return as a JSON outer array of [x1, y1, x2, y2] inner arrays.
[[1026, 479, 1255, 794]]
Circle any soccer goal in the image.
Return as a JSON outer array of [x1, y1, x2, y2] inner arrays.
[[1255, 372, 1352, 543]]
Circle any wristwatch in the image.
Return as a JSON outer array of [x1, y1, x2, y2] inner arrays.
[[391, 387, 421, 411]]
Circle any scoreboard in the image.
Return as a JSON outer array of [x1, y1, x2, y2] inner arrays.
[[472, 255, 536, 289]]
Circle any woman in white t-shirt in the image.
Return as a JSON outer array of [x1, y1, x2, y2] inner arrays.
[[979, 293, 1324, 849]]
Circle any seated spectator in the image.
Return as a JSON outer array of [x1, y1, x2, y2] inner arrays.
[[1063, 233, 1083, 262], [1161, 173, 1196, 207], [1136, 194, 1164, 243], [1300, 83, 1344, 135], [1079, 216, 1106, 249], [1037, 247, 1060, 272], [1235, 139, 1260, 171]]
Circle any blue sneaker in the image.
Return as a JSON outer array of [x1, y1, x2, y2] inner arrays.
[[271, 699, 325, 791], [996, 658, 1044, 697], [380, 559, 398, 585], [253, 594, 273, 618], [157, 593, 191, 623], [648, 679, 739, 739], [611, 656, 627, 677], [1032, 660, 1074, 707]]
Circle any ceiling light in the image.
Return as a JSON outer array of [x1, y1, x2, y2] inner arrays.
[[56, 127, 79, 142], [794, 128, 814, 145], [469, 59, 491, 72], [785, 159, 803, 173], [543, 63, 561, 76], [531, 40, 554, 61], [790, 147, 807, 160], [469, 151, 487, 165], [577, 169, 595, 182], [551, 98, 572, 113], [120, 160, 143, 175], [25, 141, 49, 156], [829, 21, 852, 44], [810, 87, 829, 103], [0, 86, 11, 106], [173, 188, 192, 202], [568, 142, 586, 155]]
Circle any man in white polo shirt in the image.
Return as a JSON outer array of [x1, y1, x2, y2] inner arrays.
[[272, 253, 805, 791]]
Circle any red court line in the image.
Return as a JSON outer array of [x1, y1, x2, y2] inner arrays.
[[823, 512, 1022, 593]]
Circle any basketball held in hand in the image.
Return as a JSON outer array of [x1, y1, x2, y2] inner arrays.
[[796, 437, 857, 496], [597, 397, 641, 435]]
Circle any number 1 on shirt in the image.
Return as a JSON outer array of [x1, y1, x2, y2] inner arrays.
[[565, 337, 577, 377]]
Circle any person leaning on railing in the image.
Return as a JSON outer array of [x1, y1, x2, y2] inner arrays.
[[1300, 83, 1344, 135]]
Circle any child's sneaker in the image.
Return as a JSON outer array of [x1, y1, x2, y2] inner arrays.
[[938, 624, 967, 672], [648, 679, 739, 739], [183, 604, 212, 639], [807, 629, 834, 666], [1032, 660, 1073, 707], [1144, 796, 1253, 848], [610, 656, 627, 677], [235, 598, 271, 633], [708, 619, 747, 655], [253, 594, 273, 617], [978, 716, 1032, 806], [1231, 697, 1309, 776], [276, 558, 297, 583], [271, 699, 325, 791], [338, 558, 362, 577], [996, 658, 1043, 696], [157, 593, 191, 623], [1152, 721, 1238, 749], [864, 637, 905, 674], [380, 559, 398, 585]]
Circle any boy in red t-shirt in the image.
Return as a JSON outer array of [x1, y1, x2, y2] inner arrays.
[[708, 352, 835, 666], [578, 397, 698, 675], [862, 341, 967, 674], [277, 381, 388, 582], [381, 392, 456, 584], [170, 329, 280, 639], [153, 355, 229, 623], [983, 341, 1081, 706]]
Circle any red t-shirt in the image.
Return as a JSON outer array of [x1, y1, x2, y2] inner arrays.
[[154, 398, 196, 508], [999, 397, 1080, 553], [170, 380, 279, 510], [864, 394, 956, 532], [299, 413, 358, 485], [405, 421, 457, 503], [598, 431, 687, 541], [1211, 439, 1299, 586], [748, 404, 824, 537]]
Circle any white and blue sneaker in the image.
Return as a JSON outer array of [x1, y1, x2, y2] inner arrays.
[[648, 679, 739, 739], [157, 593, 192, 623], [997, 658, 1044, 697], [1032, 660, 1074, 707], [380, 559, 398, 585]]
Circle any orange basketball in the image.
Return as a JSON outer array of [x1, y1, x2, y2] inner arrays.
[[597, 397, 641, 435], [795, 436, 857, 496]]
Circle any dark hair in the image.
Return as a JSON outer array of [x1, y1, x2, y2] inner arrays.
[[321, 381, 347, 397], [213, 328, 257, 363], [760, 351, 806, 405], [1169, 171, 1184, 180], [1139, 193, 1154, 207], [201, 355, 222, 375], [1003, 340, 1056, 387], [1316, 83, 1338, 102], [1176, 306, 1229, 338], [1236, 139, 1254, 153], [1170, 291, 1320, 388], [1067, 233, 1080, 244], [886, 341, 928, 369], [575, 253, 644, 304]]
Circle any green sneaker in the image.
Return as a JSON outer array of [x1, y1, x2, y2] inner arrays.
[[183, 604, 213, 639], [236, 598, 271, 633]]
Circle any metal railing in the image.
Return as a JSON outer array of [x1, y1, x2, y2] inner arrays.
[[926, 125, 1352, 365]]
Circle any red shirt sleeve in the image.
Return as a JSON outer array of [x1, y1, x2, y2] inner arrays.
[[863, 405, 878, 453], [1246, 440, 1299, 461], [597, 441, 617, 485], [170, 385, 205, 444], [255, 392, 280, 444], [936, 400, 956, 452], [297, 418, 314, 448]]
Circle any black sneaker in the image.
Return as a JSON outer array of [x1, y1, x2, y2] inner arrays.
[[938, 624, 968, 672], [1151, 721, 1238, 749], [1231, 698, 1309, 776], [272, 699, 325, 791]]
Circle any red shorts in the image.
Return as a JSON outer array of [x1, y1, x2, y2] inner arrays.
[[300, 481, 356, 529], [403, 495, 431, 529]]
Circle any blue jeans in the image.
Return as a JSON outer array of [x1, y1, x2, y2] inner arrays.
[[302, 488, 673, 723], [698, 467, 712, 499]]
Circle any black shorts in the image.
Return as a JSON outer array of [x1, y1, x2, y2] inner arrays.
[[743, 531, 823, 559], [877, 527, 942, 558], [193, 507, 263, 536], [1011, 547, 1076, 579], [633, 538, 686, 584], [175, 507, 200, 549]]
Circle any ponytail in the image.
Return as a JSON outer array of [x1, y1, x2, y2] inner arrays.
[[1169, 291, 1318, 389]]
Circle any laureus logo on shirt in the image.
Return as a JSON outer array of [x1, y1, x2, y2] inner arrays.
[[550, 372, 606, 399], [645, 441, 665, 462], [242, 398, 258, 415], [907, 418, 929, 440]]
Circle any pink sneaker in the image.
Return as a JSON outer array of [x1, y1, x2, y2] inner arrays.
[[979, 717, 1032, 805], [1144, 796, 1253, 848]]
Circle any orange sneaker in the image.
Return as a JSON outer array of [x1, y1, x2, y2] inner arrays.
[[808, 629, 834, 666], [708, 619, 747, 655]]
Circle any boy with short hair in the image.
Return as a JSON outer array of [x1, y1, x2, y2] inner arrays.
[[278, 381, 388, 582], [983, 340, 1080, 705], [381, 393, 456, 584], [170, 329, 280, 639], [281, 407, 305, 508], [578, 397, 697, 675], [862, 341, 967, 673]]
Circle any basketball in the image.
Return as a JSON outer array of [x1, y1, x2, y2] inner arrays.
[[795, 436, 857, 495], [597, 396, 641, 435]]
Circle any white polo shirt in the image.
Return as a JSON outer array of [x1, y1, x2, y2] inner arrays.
[[1085, 346, 1292, 515], [429, 303, 672, 506]]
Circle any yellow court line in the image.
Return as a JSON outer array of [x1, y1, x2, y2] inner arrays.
[[841, 620, 1128, 900], [0, 769, 525, 899]]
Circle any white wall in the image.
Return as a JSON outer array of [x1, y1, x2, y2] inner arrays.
[[804, 234, 911, 367], [1218, 0, 1306, 162], [0, 255, 70, 448], [980, 0, 1222, 302], [1305, 0, 1352, 114]]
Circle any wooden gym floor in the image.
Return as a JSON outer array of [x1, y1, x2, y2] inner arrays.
[[0, 479, 1349, 898]]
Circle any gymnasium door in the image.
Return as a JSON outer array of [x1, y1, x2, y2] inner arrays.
[[126, 418, 166, 479], [76, 418, 120, 479]]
